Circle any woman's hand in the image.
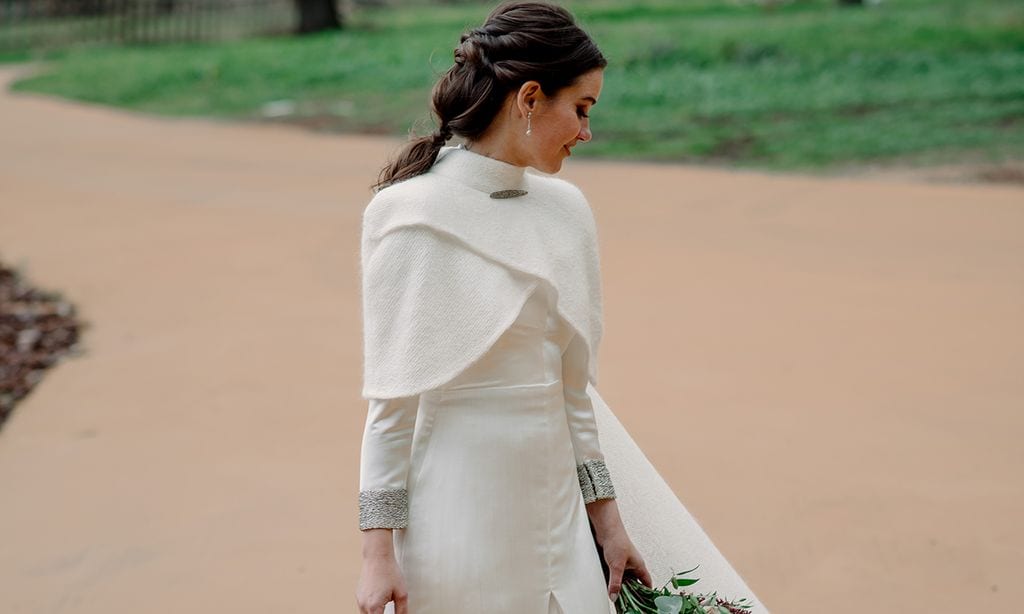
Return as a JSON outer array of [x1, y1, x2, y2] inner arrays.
[[598, 524, 652, 603], [587, 499, 652, 603], [356, 529, 409, 614]]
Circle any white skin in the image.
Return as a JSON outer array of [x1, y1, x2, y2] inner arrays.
[[467, 66, 604, 172], [357, 67, 652, 614]]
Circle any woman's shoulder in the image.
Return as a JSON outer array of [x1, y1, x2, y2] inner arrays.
[[361, 172, 454, 235], [527, 172, 597, 231], [527, 171, 588, 205], [364, 172, 445, 214], [362, 167, 597, 239]]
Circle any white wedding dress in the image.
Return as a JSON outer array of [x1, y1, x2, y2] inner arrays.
[[363, 279, 613, 614], [358, 145, 769, 614]]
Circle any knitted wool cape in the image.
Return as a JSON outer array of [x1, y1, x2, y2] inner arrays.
[[359, 145, 769, 611], [361, 145, 602, 399]]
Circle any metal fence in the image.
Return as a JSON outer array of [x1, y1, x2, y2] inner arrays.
[[0, 0, 299, 52]]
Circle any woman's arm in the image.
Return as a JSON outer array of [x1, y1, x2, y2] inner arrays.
[[356, 396, 418, 613], [561, 332, 616, 504], [561, 332, 652, 601], [359, 395, 420, 532]]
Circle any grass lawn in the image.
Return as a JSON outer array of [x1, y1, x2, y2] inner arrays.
[[4, 0, 1023, 170]]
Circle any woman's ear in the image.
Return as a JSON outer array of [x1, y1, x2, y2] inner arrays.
[[515, 80, 543, 118]]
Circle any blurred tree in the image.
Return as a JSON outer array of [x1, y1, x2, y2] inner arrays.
[[296, 0, 342, 33], [838, 0, 864, 4]]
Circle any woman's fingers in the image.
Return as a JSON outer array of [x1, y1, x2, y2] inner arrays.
[[637, 562, 653, 587], [394, 590, 409, 614], [355, 592, 399, 614], [632, 553, 653, 587], [607, 559, 625, 601], [357, 601, 380, 614]]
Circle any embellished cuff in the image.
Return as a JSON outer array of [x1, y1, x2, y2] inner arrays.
[[576, 459, 616, 504], [359, 489, 409, 530]]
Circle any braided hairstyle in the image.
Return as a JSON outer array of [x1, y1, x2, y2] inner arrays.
[[373, 1, 607, 191]]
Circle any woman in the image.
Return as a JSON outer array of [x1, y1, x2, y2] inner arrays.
[[356, 3, 767, 614]]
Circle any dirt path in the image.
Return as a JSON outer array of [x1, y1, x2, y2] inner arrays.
[[1, 65, 1022, 614]]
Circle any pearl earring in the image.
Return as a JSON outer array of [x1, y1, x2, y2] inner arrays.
[[526, 110, 532, 137]]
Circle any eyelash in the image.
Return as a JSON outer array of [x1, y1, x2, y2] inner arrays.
[[577, 108, 590, 118]]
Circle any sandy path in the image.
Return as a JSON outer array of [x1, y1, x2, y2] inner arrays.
[[1, 65, 1021, 613]]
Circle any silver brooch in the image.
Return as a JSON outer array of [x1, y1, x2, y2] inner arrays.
[[490, 189, 528, 199]]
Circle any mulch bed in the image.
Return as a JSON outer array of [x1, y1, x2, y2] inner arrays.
[[0, 260, 85, 430]]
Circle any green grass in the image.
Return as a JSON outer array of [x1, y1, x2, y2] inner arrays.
[[5, 0, 1024, 170]]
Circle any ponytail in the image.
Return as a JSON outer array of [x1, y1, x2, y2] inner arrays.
[[373, 124, 452, 192]]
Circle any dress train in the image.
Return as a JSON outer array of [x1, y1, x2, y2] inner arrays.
[[588, 385, 769, 611]]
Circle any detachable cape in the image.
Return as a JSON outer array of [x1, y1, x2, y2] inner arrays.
[[360, 146, 769, 611]]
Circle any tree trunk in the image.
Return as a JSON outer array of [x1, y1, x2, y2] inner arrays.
[[295, 0, 341, 34]]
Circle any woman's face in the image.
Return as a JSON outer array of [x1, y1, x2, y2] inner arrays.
[[525, 68, 604, 173]]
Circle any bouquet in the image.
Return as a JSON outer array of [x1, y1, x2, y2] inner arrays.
[[614, 566, 754, 614]]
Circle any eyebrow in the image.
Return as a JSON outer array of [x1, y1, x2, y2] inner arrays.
[[580, 96, 598, 105]]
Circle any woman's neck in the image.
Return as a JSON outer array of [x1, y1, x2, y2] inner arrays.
[[463, 132, 528, 168], [432, 145, 529, 197]]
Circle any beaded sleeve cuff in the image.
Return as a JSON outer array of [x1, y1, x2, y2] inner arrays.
[[576, 459, 616, 504], [359, 489, 409, 530]]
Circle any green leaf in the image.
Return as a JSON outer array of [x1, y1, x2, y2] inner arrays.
[[655, 595, 684, 614], [670, 565, 701, 588]]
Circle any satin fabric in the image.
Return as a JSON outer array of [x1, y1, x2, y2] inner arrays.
[[371, 282, 612, 614]]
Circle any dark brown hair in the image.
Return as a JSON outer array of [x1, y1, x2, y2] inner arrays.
[[372, 1, 607, 191]]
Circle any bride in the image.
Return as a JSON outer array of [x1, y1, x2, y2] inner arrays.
[[355, 2, 768, 613]]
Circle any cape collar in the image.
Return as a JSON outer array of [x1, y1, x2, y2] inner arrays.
[[431, 145, 529, 197]]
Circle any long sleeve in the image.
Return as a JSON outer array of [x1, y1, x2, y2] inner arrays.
[[358, 394, 420, 530], [562, 332, 616, 504]]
